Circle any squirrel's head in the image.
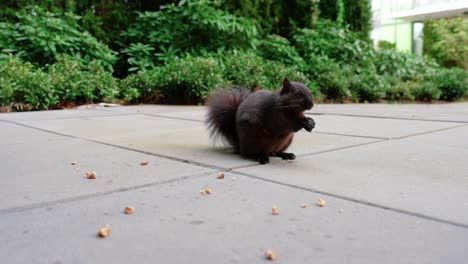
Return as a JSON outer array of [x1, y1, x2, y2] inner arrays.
[[278, 77, 314, 113]]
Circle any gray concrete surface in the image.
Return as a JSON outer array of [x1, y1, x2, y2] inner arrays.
[[1, 103, 468, 264]]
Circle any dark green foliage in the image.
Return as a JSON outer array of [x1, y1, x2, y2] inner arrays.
[[157, 56, 227, 104], [349, 69, 387, 102], [0, 6, 117, 71], [318, 0, 338, 21], [0, 56, 58, 110], [423, 17, 468, 69], [47, 55, 120, 103], [223, 0, 313, 37], [343, 0, 372, 40], [221, 52, 310, 90], [374, 49, 437, 81], [0, 56, 120, 111], [411, 81, 441, 101], [256, 34, 305, 68], [122, 0, 257, 72], [434, 68, 468, 101], [378, 40, 396, 50], [305, 55, 351, 101], [383, 77, 414, 101], [293, 21, 375, 68]]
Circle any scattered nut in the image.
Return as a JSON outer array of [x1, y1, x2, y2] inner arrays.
[[264, 249, 277, 260], [317, 198, 326, 207], [70, 161, 77, 165], [338, 209, 343, 213], [216, 172, 225, 179], [200, 188, 212, 195], [124, 206, 135, 215], [97, 225, 111, 238], [86, 172, 97, 179], [300, 203, 308, 208], [140, 161, 149, 166], [231, 177, 236, 181], [271, 206, 279, 215]]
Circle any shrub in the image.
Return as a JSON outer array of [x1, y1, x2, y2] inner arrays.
[[221, 51, 311, 90], [349, 69, 386, 102], [384, 77, 415, 101], [119, 70, 161, 103], [0, 6, 117, 71], [374, 49, 437, 81], [433, 67, 468, 101], [411, 81, 441, 101], [47, 56, 119, 104], [293, 21, 375, 68], [0, 55, 122, 111], [122, 0, 257, 71], [304, 55, 350, 101], [423, 17, 468, 69], [0, 56, 58, 110], [378, 40, 396, 50], [256, 34, 305, 68]]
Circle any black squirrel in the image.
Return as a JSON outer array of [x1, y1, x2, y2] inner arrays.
[[206, 77, 315, 164]]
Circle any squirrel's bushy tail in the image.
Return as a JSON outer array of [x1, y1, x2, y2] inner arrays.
[[206, 88, 250, 150]]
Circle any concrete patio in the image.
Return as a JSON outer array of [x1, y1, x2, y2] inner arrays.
[[1, 103, 467, 263]]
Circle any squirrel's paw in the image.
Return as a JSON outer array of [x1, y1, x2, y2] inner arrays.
[[258, 155, 270, 164], [281, 152, 296, 160], [303, 117, 315, 132]]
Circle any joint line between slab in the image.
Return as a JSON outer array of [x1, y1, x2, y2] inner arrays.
[[0, 172, 210, 215], [231, 171, 468, 229], [310, 112, 468, 124]]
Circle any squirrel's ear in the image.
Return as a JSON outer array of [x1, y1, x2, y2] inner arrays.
[[280, 77, 291, 94]]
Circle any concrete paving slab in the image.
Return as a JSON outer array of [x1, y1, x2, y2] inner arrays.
[[91, 106, 459, 139], [0, 121, 69, 146], [1, 174, 467, 264], [20, 115, 377, 169], [309, 114, 457, 139], [0, 137, 213, 211], [236, 125, 468, 225], [0, 108, 129, 122], [313, 103, 468, 123]]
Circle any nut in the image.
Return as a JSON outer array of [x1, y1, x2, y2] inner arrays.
[[140, 161, 149, 166], [97, 225, 111, 237], [86, 172, 97, 179], [216, 172, 225, 179], [200, 188, 212, 195], [70, 161, 77, 165], [124, 206, 135, 215], [264, 249, 277, 260], [300, 203, 308, 208], [271, 206, 279, 215], [317, 198, 326, 207]]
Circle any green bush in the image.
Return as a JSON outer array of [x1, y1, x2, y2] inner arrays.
[[384, 77, 415, 101], [0, 56, 58, 110], [119, 71, 160, 103], [349, 69, 386, 102], [0, 6, 117, 71], [293, 21, 375, 68], [304, 55, 350, 101], [374, 49, 437, 81], [0, 55, 122, 111], [256, 34, 305, 67], [423, 17, 468, 69], [122, 0, 257, 72], [433, 67, 468, 101], [47, 56, 119, 103], [221, 52, 311, 90], [378, 40, 396, 50], [411, 81, 441, 101]]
